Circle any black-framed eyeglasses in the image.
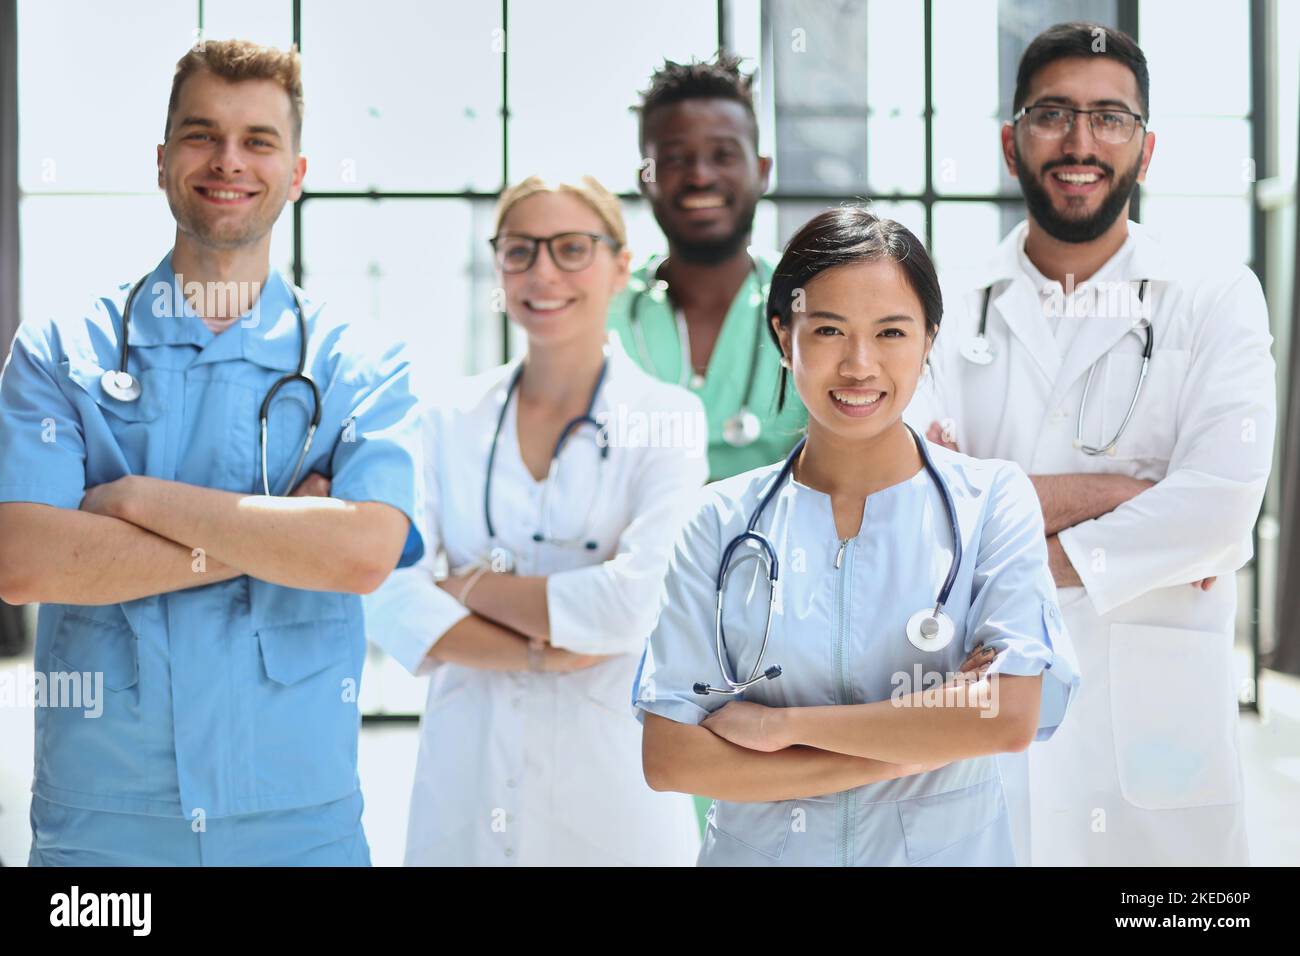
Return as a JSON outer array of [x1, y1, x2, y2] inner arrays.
[[1014, 104, 1146, 144], [488, 231, 622, 274]]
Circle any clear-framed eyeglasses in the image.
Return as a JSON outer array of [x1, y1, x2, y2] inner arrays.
[[1014, 104, 1146, 145], [488, 231, 621, 274]]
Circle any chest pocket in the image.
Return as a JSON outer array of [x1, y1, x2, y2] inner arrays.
[[1096, 348, 1188, 465], [59, 359, 171, 482], [258, 618, 353, 685]]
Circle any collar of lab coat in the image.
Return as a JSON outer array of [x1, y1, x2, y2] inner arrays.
[[124, 251, 305, 372], [961, 220, 1175, 395], [968, 219, 1178, 290]]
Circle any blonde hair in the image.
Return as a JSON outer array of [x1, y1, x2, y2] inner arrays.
[[493, 175, 627, 248], [166, 39, 304, 146]]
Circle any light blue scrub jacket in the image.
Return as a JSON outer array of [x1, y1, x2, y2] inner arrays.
[[0, 252, 424, 828], [634, 442, 1081, 866]]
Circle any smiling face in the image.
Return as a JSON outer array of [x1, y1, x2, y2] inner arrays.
[[495, 191, 631, 348], [1003, 56, 1155, 243], [157, 69, 305, 251], [772, 259, 932, 443], [639, 98, 771, 264]]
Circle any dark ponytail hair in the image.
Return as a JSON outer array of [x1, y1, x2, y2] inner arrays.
[[767, 206, 942, 411]]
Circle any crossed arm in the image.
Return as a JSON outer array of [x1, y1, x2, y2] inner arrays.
[[364, 553, 606, 675], [440, 570, 551, 643], [924, 421, 1214, 592], [417, 436, 705, 670], [643, 647, 1024, 802], [422, 569, 609, 673], [0, 472, 411, 606]]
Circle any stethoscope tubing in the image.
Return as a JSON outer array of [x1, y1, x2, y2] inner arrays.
[[484, 355, 610, 549], [112, 273, 320, 497]]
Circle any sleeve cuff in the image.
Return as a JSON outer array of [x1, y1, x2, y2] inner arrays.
[[1056, 524, 1113, 616], [330, 478, 425, 569], [0, 484, 86, 510], [985, 600, 1081, 742], [546, 572, 590, 653], [633, 696, 711, 727], [546, 570, 652, 657], [362, 567, 469, 675], [396, 522, 423, 569]]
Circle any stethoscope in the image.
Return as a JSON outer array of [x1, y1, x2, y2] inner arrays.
[[483, 355, 610, 571], [960, 278, 1153, 457], [105, 274, 321, 496], [628, 256, 765, 447], [692, 423, 964, 697], [958, 286, 997, 366]]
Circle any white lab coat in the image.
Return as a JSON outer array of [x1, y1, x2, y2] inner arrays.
[[906, 220, 1275, 865], [364, 338, 706, 866]]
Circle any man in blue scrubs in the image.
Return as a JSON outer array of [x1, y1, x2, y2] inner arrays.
[[0, 40, 424, 865]]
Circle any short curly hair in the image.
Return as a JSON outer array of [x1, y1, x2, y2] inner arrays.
[[633, 51, 758, 152]]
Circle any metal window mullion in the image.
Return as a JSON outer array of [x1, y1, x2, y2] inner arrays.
[[499, 0, 510, 364], [922, 0, 934, 251]]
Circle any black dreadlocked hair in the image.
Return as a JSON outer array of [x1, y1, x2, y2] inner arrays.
[[633, 51, 759, 152]]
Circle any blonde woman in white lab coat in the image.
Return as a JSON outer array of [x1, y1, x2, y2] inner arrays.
[[365, 175, 706, 865]]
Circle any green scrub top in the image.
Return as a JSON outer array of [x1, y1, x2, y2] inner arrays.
[[606, 249, 807, 481]]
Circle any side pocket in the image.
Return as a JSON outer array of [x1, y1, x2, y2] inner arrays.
[[897, 776, 1006, 864], [707, 799, 794, 862], [50, 607, 140, 692], [1108, 622, 1241, 810], [258, 618, 353, 685]]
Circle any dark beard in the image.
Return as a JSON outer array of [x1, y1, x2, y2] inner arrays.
[[660, 195, 759, 265], [1016, 145, 1141, 244]]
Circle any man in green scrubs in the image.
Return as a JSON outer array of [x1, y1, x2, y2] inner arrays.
[[609, 54, 806, 481]]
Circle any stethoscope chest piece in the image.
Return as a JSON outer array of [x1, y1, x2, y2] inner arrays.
[[906, 607, 956, 653], [960, 336, 994, 366], [722, 409, 761, 447], [101, 369, 142, 402]]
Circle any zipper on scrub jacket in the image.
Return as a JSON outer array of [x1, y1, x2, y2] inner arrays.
[[834, 536, 855, 865]]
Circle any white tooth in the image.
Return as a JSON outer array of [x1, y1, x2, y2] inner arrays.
[[832, 390, 882, 406]]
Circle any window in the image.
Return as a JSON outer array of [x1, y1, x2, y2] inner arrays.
[[1139, 0, 1253, 264], [15, 0, 1266, 716]]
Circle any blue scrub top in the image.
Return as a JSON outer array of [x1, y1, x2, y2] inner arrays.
[[0, 252, 425, 819], [633, 443, 1081, 865]]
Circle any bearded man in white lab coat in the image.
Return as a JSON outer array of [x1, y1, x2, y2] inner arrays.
[[906, 21, 1275, 866]]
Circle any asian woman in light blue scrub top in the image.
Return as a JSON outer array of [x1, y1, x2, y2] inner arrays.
[[634, 208, 1081, 866]]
